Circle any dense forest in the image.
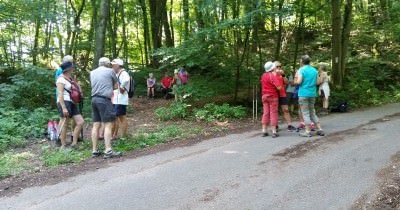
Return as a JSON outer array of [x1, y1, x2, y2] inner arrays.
[[0, 0, 400, 144]]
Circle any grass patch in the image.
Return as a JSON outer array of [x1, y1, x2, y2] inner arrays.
[[40, 143, 91, 167], [0, 151, 34, 178]]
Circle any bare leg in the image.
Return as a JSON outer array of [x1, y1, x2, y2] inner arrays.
[[281, 105, 292, 125], [59, 118, 69, 147], [103, 122, 114, 152], [113, 118, 119, 139], [91, 122, 101, 152], [71, 115, 84, 146], [119, 115, 128, 137]]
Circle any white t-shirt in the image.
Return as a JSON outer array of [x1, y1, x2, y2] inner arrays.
[[112, 70, 130, 105], [56, 75, 72, 102]]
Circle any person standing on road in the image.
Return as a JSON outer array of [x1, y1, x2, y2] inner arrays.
[[260, 61, 281, 138], [274, 61, 296, 132], [294, 55, 325, 137], [90, 57, 122, 158], [111, 58, 130, 139], [56, 61, 84, 148], [317, 63, 330, 115]]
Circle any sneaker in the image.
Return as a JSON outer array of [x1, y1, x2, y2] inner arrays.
[[287, 125, 296, 132], [272, 133, 279, 138], [299, 131, 312, 137], [103, 150, 122, 159], [92, 151, 102, 158], [262, 133, 269, 137], [316, 129, 325, 136]]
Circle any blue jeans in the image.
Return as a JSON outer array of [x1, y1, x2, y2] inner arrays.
[[299, 97, 319, 125]]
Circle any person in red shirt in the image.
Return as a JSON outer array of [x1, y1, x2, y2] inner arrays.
[[160, 71, 173, 99], [274, 61, 296, 132], [260, 61, 281, 138]]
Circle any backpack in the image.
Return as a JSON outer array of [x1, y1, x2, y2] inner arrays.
[[118, 70, 135, 98], [331, 101, 349, 113], [61, 76, 83, 104]]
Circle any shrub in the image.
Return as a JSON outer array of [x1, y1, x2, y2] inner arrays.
[[155, 102, 190, 121], [194, 103, 247, 122]]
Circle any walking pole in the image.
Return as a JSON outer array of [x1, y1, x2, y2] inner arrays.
[[56, 119, 66, 146], [255, 84, 258, 120], [252, 84, 255, 123], [79, 100, 84, 140]]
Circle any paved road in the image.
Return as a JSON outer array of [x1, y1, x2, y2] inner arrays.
[[1, 104, 400, 210]]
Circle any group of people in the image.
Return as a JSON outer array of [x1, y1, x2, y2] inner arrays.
[[55, 56, 131, 158], [260, 55, 330, 138], [147, 66, 189, 100]]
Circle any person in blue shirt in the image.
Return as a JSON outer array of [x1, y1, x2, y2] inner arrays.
[[294, 55, 325, 137]]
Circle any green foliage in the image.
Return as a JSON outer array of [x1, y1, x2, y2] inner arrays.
[[155, 102, 190, 121], [41, 146, 90, 167], [194, 103, 247, 122], [0, 152, 34, 178], [0, 66, 55, 109]]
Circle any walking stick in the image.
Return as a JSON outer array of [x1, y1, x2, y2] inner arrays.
[[79, 100, 84, 140]]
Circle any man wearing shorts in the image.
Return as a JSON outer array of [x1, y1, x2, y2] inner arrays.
[[90, 57, 122, 158], [111, 58, 130, 139]]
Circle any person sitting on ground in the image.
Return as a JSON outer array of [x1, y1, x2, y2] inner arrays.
[[111, 58, 130, 139], [56, 61, 84, 149], [147, 73, 156, 99], [260, 61, 281, 138], [274, 61, 296, 132], [317, 63, 330, 115], [294, 55, 325, 137], [160, 71, 173, 99], [90, 57, 122, 159]]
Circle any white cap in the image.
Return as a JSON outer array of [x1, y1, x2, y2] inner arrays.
[[174, 69, 179, 74], [264, 61, 275, 72], [62, 55, 73, 63], [111, 58, 124, 66], [98, 57, 110, 66]]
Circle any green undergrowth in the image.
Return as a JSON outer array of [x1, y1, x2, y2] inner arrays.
[[0, 151, 35, 178]]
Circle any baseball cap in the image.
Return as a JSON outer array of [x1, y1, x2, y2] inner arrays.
[[111, 58, 124, 66]]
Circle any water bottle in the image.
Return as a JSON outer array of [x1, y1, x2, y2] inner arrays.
[[50, 121, 58, 141], [47, 121, 53, 140]]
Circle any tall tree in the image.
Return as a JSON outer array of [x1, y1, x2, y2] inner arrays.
[[182, 0, 189, 40], [93, 0, 110, 69], [331, 0, 342, 86], [139, 0, 150, 65]]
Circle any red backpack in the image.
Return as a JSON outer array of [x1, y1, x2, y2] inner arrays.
[[61, 76, 83, 104]]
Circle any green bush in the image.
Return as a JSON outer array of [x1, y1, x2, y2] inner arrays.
[[194, 103, 247, 121], [155, 102, 190, 121]]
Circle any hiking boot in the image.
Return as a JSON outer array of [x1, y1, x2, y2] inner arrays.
[[272, 133, 279, 138], [262, 132, 269, 137], [299, 131, 312, 137], [103, 150, 122, 159], [316, 129, 325, 136], [92, 151, 102, 158], [287, 125, 296, 132]]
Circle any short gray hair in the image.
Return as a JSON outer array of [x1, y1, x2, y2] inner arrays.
[[62, 55, 73, 63], [98, 57, 111, 67]]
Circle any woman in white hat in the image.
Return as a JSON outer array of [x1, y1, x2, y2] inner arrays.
[[260, 61, 281, 138]]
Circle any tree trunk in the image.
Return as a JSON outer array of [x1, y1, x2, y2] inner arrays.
[[109, 0, 118, 58], [331, 0, 342, 86], [93, 0, 110, 69], [340, 0, 353, 80], [182, 0, 189, 40], [120, 0, 128, 61], [139, 0, 150, 66], [162, 0, 174, 47], [292, 0, 305, 70], [82, 0, 97, 72], [149, 0, 164, 66], [32, 18, 41, 65], [274, 0, 284, 61], [169, 0, 175, 44]]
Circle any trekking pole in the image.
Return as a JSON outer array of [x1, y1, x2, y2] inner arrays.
[[252, 84, 255, 123], [56, 119, 66, 146], [79, 100, 84, 140]]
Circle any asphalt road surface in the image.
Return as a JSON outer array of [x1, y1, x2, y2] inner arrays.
[[1, 103, 400, 210]]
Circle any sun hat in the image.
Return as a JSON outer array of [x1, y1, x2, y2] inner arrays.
[[98, 57, 110, 66], [60, 61, 75, 73], [111, 58, 124, 66], [264, 61, 275, 72]]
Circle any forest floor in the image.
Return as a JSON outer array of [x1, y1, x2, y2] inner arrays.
[[0, 99, 400, 209]]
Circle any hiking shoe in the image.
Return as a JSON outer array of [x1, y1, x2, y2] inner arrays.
[[262, 133, 269, 137], [316, 129, 325, 136], [272, 133, 279, 138], [287, 125, 296, 132], [103, 150, 122, 159], [92, 151, 102, 158], [299, 131, 312, 137]]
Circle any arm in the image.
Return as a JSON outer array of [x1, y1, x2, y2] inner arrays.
[[317, 72, 325, 85], [56, 82, 69, 118], [294, 70, 303, 85]]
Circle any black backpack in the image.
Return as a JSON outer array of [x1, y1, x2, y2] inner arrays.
[[118, 70, 135, 98], [331, 101, 349, 113]]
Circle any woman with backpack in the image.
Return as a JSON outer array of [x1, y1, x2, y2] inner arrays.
[[56, 61, 84, 149]]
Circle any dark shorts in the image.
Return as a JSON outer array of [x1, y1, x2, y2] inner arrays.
[[57, 101, 80, 118], [91, 96, 116, 123], [279, 97, 289, 106], [114, 104, 127, 116], [286, 92, 298, 105]]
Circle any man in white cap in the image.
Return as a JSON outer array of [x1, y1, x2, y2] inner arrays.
[[90, 57, 122, 158], [111, 58, 130, 138]]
